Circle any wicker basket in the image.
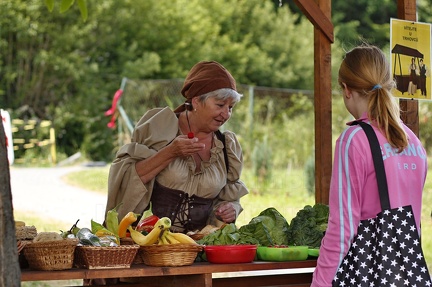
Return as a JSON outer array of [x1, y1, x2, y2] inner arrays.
[[23, 239, 78, 271], [74, 245, 140, 269], [120, 238, 144, 264], [139, 244, 203, 267]]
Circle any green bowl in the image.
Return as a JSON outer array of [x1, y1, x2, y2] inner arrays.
[[257, 246, 309, 261], [308, 248, 320, 257]]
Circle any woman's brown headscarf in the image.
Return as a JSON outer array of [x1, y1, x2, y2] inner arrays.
[[173, 61, 237, 113]]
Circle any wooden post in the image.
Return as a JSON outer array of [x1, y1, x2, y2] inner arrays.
[[0, 116, 21, 286], [313, 0, 333, 205], [398, 0, 419, 136], [294, 0, 334, 205]]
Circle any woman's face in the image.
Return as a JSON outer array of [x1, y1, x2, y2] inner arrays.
[[193, 96, 235, 132]]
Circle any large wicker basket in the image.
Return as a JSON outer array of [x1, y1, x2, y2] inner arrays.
[[74, 245, 140, 269], [139, 244, 203, 267], [23, 239, 78, 271]]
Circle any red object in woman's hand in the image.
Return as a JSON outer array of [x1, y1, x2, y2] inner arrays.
[[188, 132, 194, 139]]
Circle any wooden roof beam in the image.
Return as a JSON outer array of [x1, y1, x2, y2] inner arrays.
[[293, 0, 334, 43]]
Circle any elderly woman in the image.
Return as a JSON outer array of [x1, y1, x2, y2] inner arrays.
[[105, 61, 249, 233]]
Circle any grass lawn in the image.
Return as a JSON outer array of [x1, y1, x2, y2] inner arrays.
[[16, 164, 432, 285]]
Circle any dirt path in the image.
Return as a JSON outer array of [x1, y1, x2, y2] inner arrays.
[[10, 165, 107, 227]]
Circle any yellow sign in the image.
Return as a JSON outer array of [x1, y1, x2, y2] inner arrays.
[[390, 18, 431, 100]]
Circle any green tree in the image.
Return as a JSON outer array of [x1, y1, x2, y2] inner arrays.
[[44, 0, 88, 21], [1, 0, 114, 160], [281, 0, 396, 48], [4, 0, 431, 163], [1, 0, 319, 162]]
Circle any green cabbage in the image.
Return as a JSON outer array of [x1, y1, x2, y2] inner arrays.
[[238, 207, 289, 246], [287, 203, 329, 248]]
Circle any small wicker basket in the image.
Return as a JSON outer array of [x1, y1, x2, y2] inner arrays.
[[74, 245, 140, 269], [120, 237, 144, 264], [139, 244, 203, 267], [23, 239, 78, 271]]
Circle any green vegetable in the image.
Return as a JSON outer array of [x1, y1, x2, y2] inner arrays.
[[287, 203, 329, 248], [313, 203, 330, 230], [238, 207, 289, 246], [60, 219, 80, 238], [141, 202, 154, 220], [105, 202, 122, 235], [197, 223, 259, 246], [91, 219, 106, 234], [196, 223, 259, 262]]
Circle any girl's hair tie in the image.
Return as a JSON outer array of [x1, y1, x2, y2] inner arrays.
[[372, 84, 382, 91]]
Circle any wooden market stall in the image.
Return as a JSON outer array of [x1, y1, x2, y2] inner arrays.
[[0, 0, 422, 286]]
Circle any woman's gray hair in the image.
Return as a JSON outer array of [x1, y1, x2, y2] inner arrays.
[[198, 88, 243, 104]]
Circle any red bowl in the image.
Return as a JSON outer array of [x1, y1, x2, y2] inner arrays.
[[204, 244, 257, 264]]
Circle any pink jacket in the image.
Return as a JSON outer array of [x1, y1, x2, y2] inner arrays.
[[311, 114, 428, 287]]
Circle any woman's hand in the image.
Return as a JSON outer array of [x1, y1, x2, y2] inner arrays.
[[170, 135, 205, 158], [214, 202, 236, 223], [135, 135, 204, 184]]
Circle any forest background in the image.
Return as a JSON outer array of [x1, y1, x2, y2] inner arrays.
[[3, 0, 432, 167]]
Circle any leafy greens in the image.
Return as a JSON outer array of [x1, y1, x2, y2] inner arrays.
[[287, 203, 329, 248], [238, 207, 289, 246]]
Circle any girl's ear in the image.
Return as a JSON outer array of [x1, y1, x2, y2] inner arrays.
[[341, 82, 347, 90], [341, 83, 351, 99]]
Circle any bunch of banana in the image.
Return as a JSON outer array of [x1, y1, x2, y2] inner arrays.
[[128, 217, 172, 246], [158, 229, 198, 245]]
